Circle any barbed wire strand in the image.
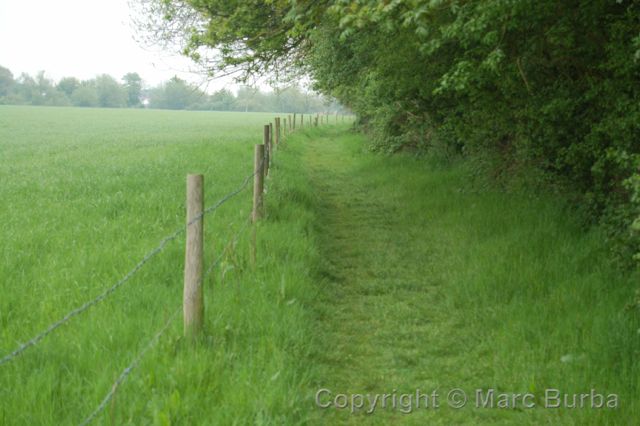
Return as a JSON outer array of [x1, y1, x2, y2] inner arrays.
[[196, 157, 263, 224], [0, 161, 263, 366], [79, 215, 252, 425], [78, 307, 180, 426], [0, 228, 184, 367]]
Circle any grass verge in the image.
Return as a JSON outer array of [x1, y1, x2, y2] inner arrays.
[[299, 126, 640, 425]]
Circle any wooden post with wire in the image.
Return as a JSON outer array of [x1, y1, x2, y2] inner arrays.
[[183, 174, 204, 338], [252, 144, 265, 222], [263, 124, 271, 176], [269, 122, 274, 150], [251, 144, 265, 264], [275, 117, 280, 146]]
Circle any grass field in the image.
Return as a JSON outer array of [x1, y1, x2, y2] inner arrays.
[[0, 106, 323, 424], [2, 106, 639, 425]]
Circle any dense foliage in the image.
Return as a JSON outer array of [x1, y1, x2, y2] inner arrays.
[[138, 0, 640, 265], [0, 66, 340, 113]]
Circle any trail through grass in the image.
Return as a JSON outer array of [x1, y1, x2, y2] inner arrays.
[[2, 106, 639, 424], [300, 127, 640, 425]]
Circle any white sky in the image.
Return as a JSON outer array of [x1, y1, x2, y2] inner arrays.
[[0, 0, 240, 92]]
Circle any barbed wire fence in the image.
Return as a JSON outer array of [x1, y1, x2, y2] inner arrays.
[[0, 113, 350, 425], [0, 159, 262, 367], [79, 211, 254, 425], [78, 306, 181, 426], [78, 213, 253, 426]]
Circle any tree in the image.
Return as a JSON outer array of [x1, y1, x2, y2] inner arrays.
[[208, 88, 235, 111], [235, 86, 267, 112], [15, 73, 40, 105], [71, 83, 98, 107], [0, 65, 14, 100], [148, 76, 203, 110], [57, 77, 80, 98], [122, 72, 143, 107], [94, 74, 126, 108], [132, 0, 311, 81]]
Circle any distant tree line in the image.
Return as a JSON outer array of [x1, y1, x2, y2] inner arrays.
[[0, 65, 343, 113]]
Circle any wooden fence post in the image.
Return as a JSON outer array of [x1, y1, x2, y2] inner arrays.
[[263, 124, 271, 176], [300, 114, 304, 128], [252, 144, 265, 222], [275, 117, 280, 146], [293, 113, 296, 130], [184, 174, 204, 338], [289, 115, 292, 130], [269, 122, 274, 150], [251, 144, 265, 265]]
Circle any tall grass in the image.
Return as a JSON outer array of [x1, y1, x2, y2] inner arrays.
[[299, 126, 640, 424], [0, 106, 320, 424], [2, 106, 638, 424]]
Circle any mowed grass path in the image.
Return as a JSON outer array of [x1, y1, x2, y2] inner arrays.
[[301, 128, 640, 425]]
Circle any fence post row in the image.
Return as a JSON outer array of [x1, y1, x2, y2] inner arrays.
[[252, 144, 265, 222], [269, 122, 274, 152], [184, 174, 204, 338], [4, 111, 346, 416], [263, 124, 271, 176], [184, 111, 331, 335]]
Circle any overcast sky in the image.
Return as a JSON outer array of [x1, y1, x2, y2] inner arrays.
[[0, 0, 238, 91]]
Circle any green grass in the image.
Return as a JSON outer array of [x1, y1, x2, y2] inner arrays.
[[2, 106, 638, 425], [297, 126, 640, 425], [0, 106, 324, 424]]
